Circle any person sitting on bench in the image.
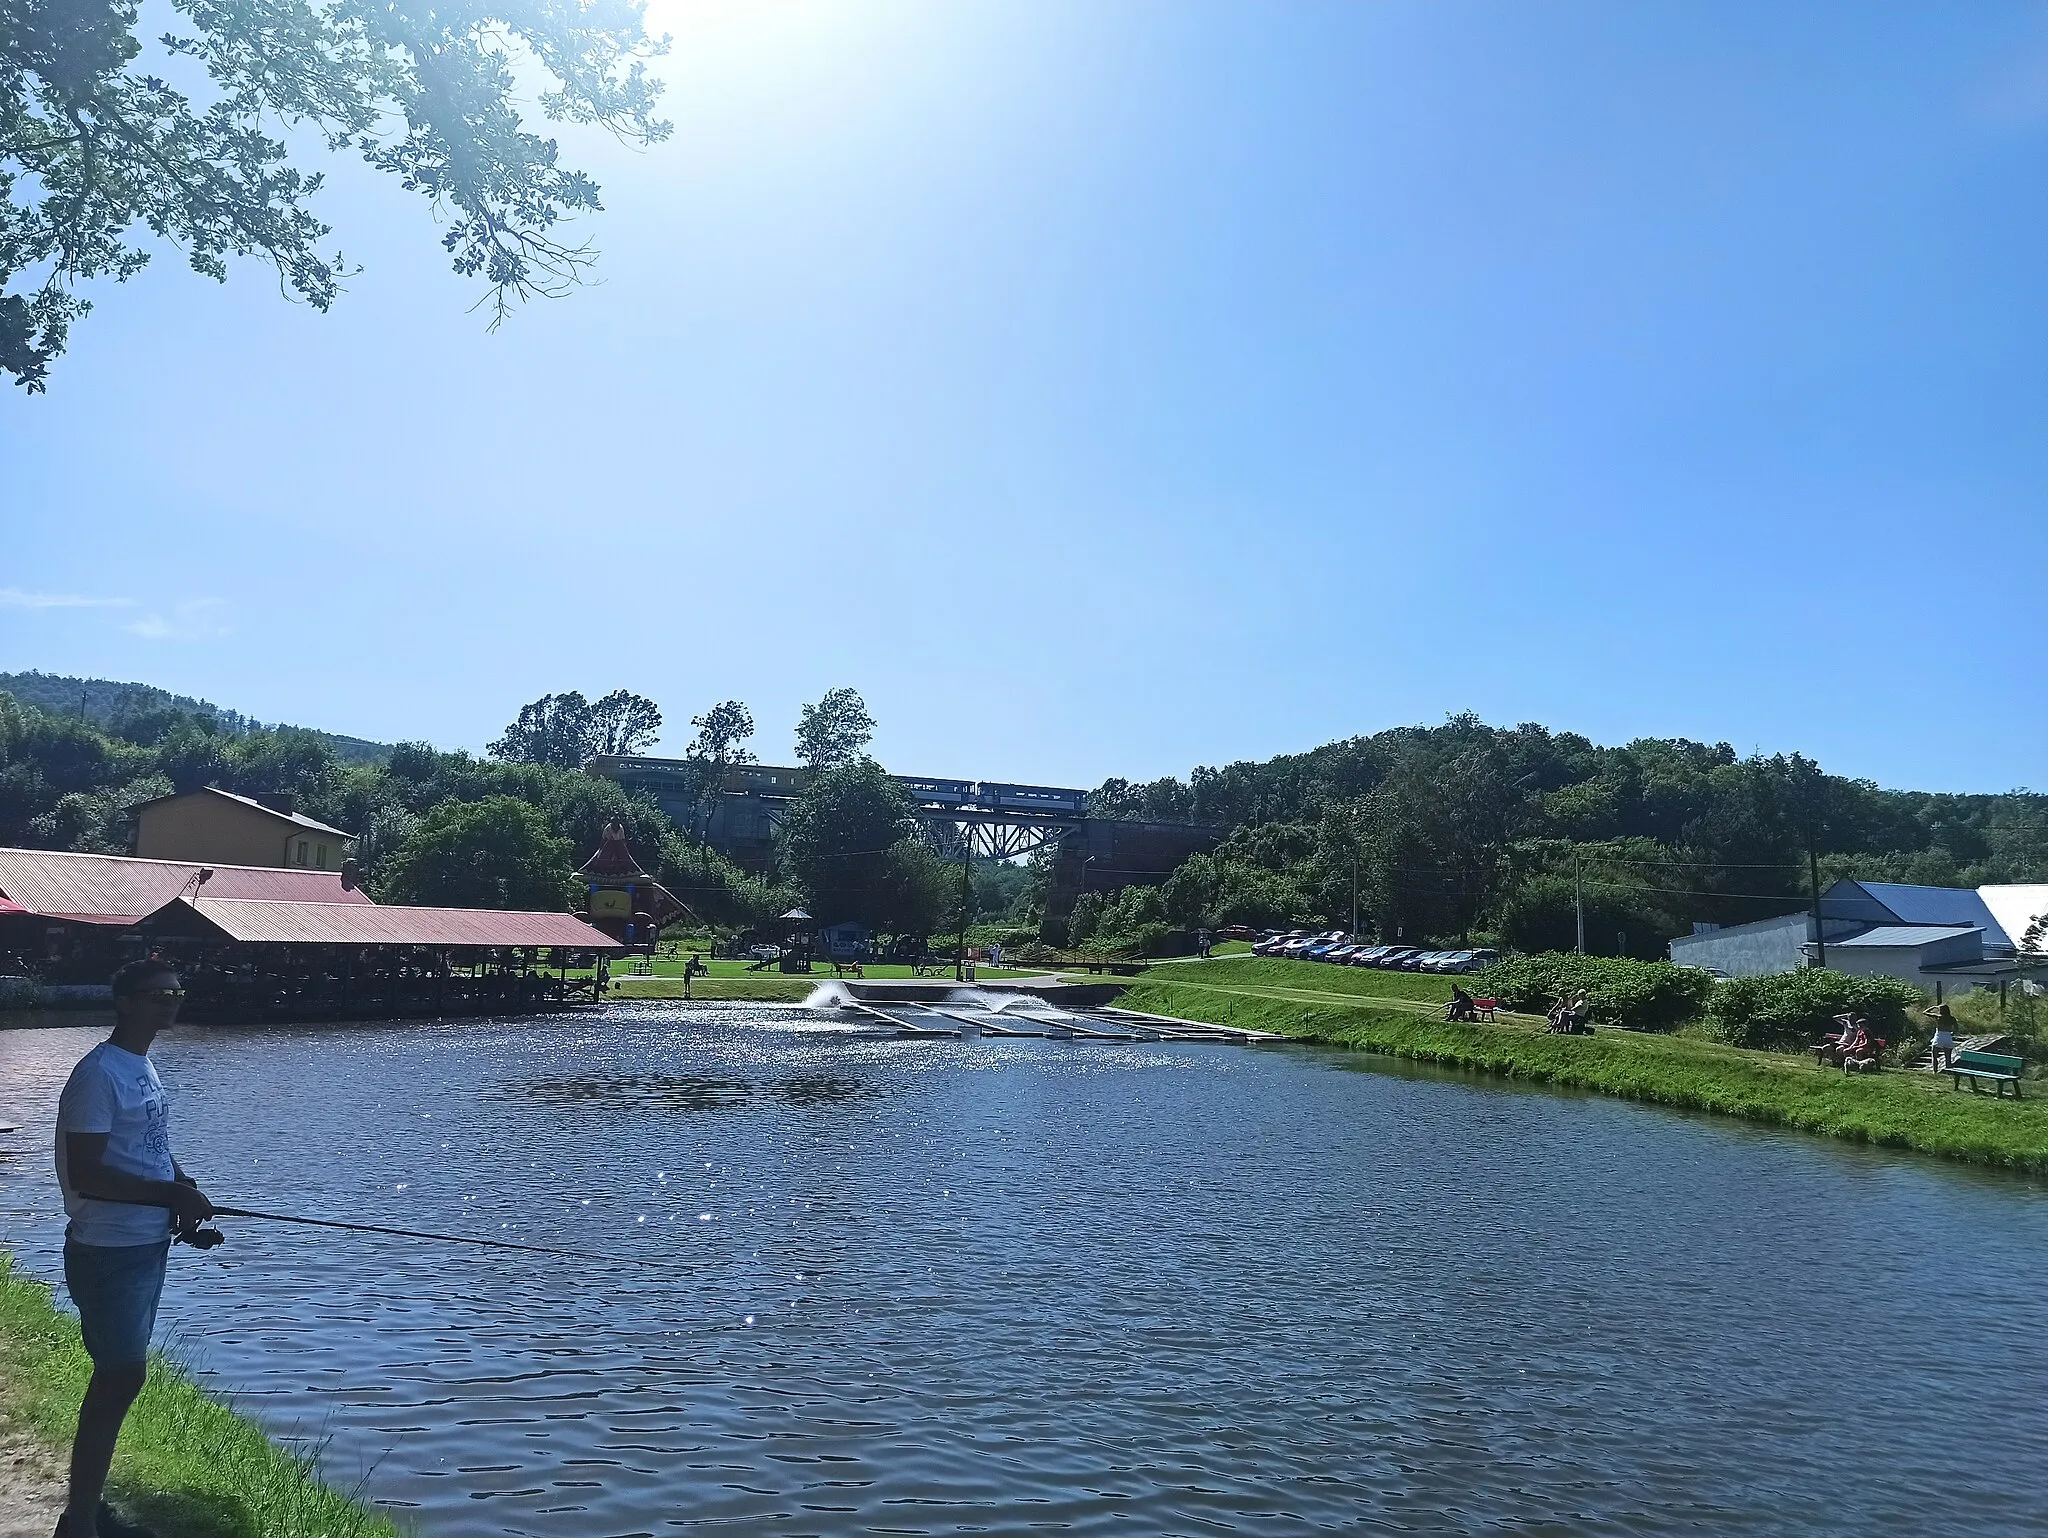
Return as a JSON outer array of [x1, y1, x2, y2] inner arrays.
[[1445, 983, 1477, 1023], [1547, 990, 1591, 1034], [1817, 1012, 1866, 1066], [1835, 1020, 1875, 1070]]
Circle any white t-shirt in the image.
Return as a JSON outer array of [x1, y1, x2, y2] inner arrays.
[[55, 1042, 175, 1246]]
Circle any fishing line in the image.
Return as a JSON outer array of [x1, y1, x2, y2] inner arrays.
[[207, 1205, 628, 1262], [117, 1195, 704, 1277]]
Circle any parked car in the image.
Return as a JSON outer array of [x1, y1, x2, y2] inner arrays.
[[1435, 948, 1499, 975], [1281, 931, 1336, 958], [1347, 945, 1391, 966], [1303, 934, 1352, 961], [1322, 943, 1362, 964], [1253, 930, 1304, 956], [1397, 949, 1436, 971], [1417, 950, 1466, 973], [1373, 947, 1418, 968]]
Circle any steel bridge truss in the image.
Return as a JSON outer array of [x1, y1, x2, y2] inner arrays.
[[914, 811, 1086, 862]]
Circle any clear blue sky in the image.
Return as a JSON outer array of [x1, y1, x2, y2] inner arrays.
[[4, 1, 2045, 793]]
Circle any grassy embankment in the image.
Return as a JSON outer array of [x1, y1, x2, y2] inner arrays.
[[1123, 957, 2048, 1174], [595, 956, 1048, 1003], [0, 1255, 398, 1538]]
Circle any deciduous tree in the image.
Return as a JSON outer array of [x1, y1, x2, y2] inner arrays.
[[588, 689, 661, 757], [376, 794, 573, 910], [488, 692, 594, 770], [686, 699, 755, 769], [776, 756, 932, 930], [794, 687, 875, 771], [1, 0, 669, 390]]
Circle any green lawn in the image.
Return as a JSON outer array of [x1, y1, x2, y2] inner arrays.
[[1170, 955, 1471, 1005], [1122, 969, 2048, 1174], [0, 1256, 398, 1538]]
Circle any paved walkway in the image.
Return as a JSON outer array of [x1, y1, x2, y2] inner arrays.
[[0, 1420, 61, 1538]]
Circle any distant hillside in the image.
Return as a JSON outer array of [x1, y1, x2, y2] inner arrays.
[[0, 670, 393, 765]]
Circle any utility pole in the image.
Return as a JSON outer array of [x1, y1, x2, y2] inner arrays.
[[955, 839, 972, 982], [1809, 834, 1826, 970], [1351, 855, 1359, 938], [1574, 848, 1586, 956]]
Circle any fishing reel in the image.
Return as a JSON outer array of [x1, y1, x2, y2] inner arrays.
[[174, 1219, 226, 1250]]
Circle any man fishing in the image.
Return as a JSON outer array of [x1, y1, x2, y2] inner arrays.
[[52, 959, 215, 1538]]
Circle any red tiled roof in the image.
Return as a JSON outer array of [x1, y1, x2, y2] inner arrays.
[[0, 846, 375, 926], [145, 896, 621, 950]]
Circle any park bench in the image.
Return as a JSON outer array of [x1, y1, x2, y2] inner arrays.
[[1947, 1049, 2024, 1099]]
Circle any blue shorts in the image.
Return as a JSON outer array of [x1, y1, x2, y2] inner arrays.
[[64, 1238, 170, 1369]]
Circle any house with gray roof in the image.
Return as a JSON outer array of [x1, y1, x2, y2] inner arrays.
[[1668, 878, 2048, 996]]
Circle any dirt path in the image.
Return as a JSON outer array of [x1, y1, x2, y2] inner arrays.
[[0, 1421, 61, 1538]]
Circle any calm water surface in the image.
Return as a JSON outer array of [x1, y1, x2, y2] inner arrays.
[[2, 1004, 2044, 1536]]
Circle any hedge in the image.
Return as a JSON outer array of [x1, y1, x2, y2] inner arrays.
[[1705, 969, 1925, 1052], [1474, 953, 1715, 1032]]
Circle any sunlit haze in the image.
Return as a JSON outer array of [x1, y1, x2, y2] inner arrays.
[[5, 0, 2045, 789]]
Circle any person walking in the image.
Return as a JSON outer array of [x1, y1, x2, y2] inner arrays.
[[54, 958, 216, 1538]]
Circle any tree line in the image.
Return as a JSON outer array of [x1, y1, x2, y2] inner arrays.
[[6, 682, 2041, 956], [1073, 715, 2048, 954], [0, 681, 963, 938]]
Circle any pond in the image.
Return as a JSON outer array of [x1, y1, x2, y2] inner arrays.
[[3, 1003, 2045, 1536]]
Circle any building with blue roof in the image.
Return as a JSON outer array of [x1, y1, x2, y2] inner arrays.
[[1668, 879, 2048, 995]]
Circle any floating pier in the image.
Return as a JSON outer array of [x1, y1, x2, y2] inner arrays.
[[818, 981, 1285, 1045]]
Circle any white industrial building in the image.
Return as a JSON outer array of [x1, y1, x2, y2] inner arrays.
[[1669, 880, 2048, 997]]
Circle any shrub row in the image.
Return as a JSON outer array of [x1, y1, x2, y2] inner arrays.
[[1474, 953, 1716, 1032], [1704, 969, 1925, 1052]]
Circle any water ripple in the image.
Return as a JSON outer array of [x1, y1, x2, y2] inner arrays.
[[4, 1007, 2048, 1535]]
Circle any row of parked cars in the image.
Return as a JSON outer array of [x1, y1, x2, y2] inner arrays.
[[1250, 930, 1500, 975]]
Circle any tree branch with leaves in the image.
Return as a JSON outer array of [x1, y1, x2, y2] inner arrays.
[[1, 0, 669, 389]]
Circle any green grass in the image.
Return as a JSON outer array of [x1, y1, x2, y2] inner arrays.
[[1171, 955, 1470, 1005], [1121, 970, 2048, 1174], [0, 1255, 400, 1538], [610, 975, 819, 1002]]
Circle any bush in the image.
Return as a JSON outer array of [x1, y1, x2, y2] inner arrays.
[[1475, 953, 1715, 1032], [1705, 969, 1924, 1052], [1004, 941, 1066, 967]]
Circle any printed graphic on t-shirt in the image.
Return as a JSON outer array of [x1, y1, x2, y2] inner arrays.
[[140, 1088, 170, 1172]]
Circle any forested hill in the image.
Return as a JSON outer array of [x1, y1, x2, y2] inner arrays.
[[0, 671, 391, 765], [1075, 715, 2048, 955], [2, 669, 2042, 953]]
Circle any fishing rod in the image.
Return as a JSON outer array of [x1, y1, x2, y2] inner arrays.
[[117, 1195, 696, 1273], [202, 1206, 612, 1263]]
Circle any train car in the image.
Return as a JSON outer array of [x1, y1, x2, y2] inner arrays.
[[720, 764, 814, 796], [894, 776, 978, 807], [976, 782, 1088, 815]]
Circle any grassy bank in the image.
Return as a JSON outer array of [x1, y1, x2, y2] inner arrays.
[[611, 975, 819, 1002], [603, 957, 1049, 1004], [1123, 968, 2048, 1174], [0, 1255, 399, 1538]]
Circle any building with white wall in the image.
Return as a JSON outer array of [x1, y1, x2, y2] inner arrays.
[[1668, 879, 2048, 995]]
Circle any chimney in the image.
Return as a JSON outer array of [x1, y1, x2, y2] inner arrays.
[[253, 791, 298, 816]]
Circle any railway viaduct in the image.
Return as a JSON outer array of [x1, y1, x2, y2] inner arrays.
[[586, 755, 1221, 933]]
